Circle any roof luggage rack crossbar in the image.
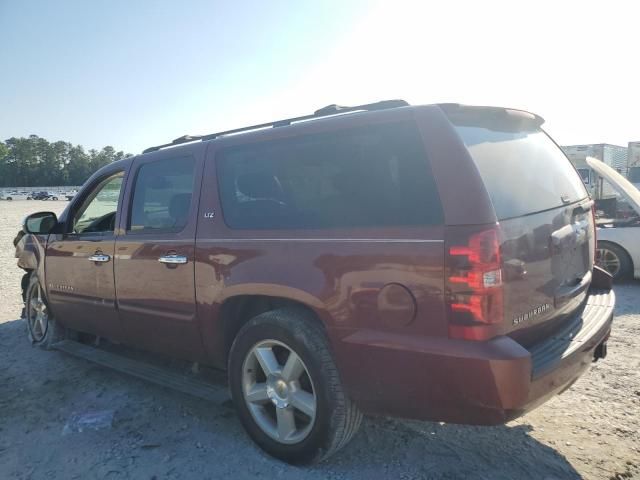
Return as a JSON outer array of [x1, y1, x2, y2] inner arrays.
[[142, 99, 409, 154], [142, 135, 204, 154]]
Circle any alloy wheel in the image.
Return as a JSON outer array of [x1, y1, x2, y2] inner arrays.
[[27, 282, 49, 342], [242, 339, 317, 444], [596, 247, 621, 277]]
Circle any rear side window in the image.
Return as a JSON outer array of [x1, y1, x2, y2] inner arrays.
[[129, 156, 195, 233], [449, 114, 588, 220], [217, 121, 442, 229]]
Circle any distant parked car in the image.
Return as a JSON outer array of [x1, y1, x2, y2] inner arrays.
[[3, 191, 31, 200], [589, 158, 640, 281], [31, 191, 58, 200], [64, 190, 77, 201]]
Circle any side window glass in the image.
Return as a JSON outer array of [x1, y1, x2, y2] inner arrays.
[[217, 122, 443, 229], [129, 156, 195, 233], [73, 173, 124, 234]]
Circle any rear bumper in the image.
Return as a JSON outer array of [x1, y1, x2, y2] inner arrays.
[[334, 288, 615, 425], [524, 289, 615, 415]]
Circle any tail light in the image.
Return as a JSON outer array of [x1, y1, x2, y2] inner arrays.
[[446, 226, 503, 340]]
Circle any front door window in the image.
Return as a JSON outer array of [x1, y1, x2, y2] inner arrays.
[[73, 173, 124, 234]]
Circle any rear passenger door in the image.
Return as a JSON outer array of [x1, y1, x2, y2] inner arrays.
[[114, 147, 205, 360]]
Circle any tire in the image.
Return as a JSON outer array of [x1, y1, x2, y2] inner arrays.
[[52, 196, 58, 201], [7, 197, 12, 201], [25, 274, 70, 349], [596, 241, 633, 281], [228, 307, 362, 464]]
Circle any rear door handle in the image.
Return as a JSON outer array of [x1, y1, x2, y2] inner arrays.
[[88, 253, 111, 263], [158, 254, 188, 265]]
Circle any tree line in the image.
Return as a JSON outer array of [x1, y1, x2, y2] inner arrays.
[[0, 135, 131, 187]]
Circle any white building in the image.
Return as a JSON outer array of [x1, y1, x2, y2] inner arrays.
[[628, 141, 640, 189]]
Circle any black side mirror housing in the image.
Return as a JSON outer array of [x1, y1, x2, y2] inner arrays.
[[23, 211, 58, 235]]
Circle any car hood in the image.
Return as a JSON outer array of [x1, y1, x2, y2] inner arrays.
[[587, 157, 640, 216]]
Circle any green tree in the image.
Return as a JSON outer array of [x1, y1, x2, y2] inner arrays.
[[0, 136, 131, 188]]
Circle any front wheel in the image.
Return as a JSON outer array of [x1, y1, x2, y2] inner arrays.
[[228, 307, 362, 464], [25, 274, 69, 349]]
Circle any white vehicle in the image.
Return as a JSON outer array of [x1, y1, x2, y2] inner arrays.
[[588, 157, 640, 281], [2, 191, 32, 200], [61, 189, 77, 201]]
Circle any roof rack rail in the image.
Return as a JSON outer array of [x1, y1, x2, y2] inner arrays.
[[142, 99, 409, 154], [142, 135, 203, 154]]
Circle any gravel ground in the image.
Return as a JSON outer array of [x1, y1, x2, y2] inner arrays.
[[1, 200, 638, 480]]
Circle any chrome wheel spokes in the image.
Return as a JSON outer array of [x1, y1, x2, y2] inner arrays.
[[596, 248, 621, 277], [27, 283, 48, 341], [242, 340, 317, 444]]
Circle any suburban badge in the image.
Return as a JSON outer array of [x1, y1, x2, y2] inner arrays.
[[512, 303, 552, 326]]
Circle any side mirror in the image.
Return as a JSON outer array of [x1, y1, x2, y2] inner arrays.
[[23, 211, 58, 234]]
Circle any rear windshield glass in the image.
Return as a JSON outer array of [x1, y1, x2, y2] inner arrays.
[[217, 121, 443, 229], [449, 115, 587, 220]]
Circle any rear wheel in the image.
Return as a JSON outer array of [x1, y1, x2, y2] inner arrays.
[[228, 307, 362, 464], [596, 241, 632, 281], [25, 274, 69, 349]]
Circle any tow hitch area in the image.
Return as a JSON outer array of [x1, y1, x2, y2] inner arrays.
[[594, 341, 608, 362]]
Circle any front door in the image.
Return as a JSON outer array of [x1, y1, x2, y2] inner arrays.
[[114, 150, 205, 360], [46, 171, 125, 339]]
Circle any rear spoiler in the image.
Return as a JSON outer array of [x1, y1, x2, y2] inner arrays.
[[438, 104, 545, 132]]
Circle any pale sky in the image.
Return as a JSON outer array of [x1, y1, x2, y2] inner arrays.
[[1, 0, 638, 154]]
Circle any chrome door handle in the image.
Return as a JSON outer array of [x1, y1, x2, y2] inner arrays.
[[88, 253, 111, 263], [158, 254, 188, 265]]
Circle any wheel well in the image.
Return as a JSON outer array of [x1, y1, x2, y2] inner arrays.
[[597, 240, 634, 270], [220, 295, 324, 365]]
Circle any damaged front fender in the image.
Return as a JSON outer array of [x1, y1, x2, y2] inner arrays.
[[15, 231, 46, 278]]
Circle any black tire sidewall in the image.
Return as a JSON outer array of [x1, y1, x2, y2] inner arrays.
[[228, 312, 335, 464], [25, 274, 65, 348]]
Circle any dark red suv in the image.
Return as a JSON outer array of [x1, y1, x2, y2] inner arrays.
[[18, 100, 615, 464]]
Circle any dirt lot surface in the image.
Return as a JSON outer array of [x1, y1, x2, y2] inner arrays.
[[1, 200, 638, 480]]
